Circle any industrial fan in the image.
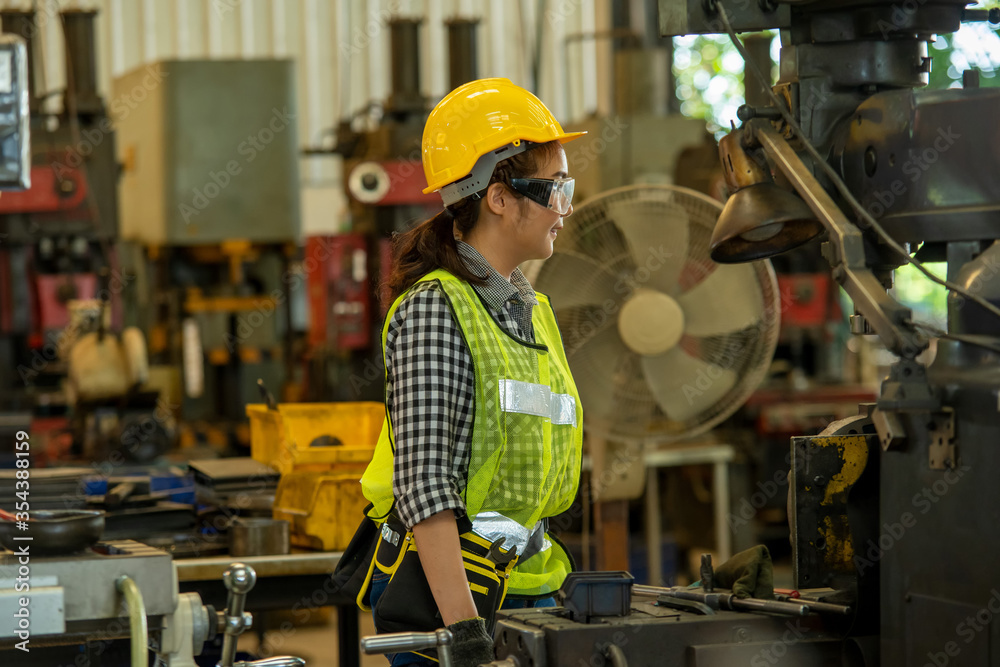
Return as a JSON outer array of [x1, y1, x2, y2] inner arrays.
[[523, 184, 780, 442]]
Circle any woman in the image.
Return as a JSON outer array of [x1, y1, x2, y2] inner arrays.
[[360, 78, 585, 666]]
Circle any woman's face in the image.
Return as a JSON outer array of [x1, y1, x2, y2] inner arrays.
[[513, 146, 573, 262]]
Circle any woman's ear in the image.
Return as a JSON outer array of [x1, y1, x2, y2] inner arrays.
[[485, 182, 507, 216]]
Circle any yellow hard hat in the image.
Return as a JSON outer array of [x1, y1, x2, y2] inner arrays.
[[422, 78, 585, 203]]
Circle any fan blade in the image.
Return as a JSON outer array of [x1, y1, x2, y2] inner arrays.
[[536, 251, 620, 310], [568, 326, 629, 420], [605, 193, 689, 294], [677, 263, 763, 337], [642, 348, 737, 422]]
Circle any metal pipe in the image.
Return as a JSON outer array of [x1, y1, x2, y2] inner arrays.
[[724, 596, 809, 615], [634, 584, 810, 616], [361, 629, 454, 667], [742, 34, 774, 110], [644, 466, 661, 586], [607, 644, 629, 667], [387, 18, 424, 113], [115, 575, 149, 667], [233, 659, 305, 667], [60, 9, 102, 113], [446, 18, 479, 90], [774, 594, 853, 616]]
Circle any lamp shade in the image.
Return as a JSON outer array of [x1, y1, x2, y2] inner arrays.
[[710, 183, 823, 263]]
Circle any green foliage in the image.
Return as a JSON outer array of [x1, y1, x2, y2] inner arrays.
[[893, 262, 950, 329], [672, 33, 762, 136], [927, 23, 1000, 90], [672, 21, 999, 130]]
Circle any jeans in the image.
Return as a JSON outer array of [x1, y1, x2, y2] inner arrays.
[[369, 572, 555, 666]]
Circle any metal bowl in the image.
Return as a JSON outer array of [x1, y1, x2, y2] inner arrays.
[[0, 510, 105, 556]]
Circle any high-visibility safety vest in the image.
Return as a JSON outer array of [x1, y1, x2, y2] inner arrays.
[[361, 268, 584, 598]]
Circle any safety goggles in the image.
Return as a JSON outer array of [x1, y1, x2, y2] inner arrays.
[[510, 177, 575, 216]]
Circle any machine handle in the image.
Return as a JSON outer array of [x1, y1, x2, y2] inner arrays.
[[218, 563, 257, 667], [361, 629, 454, 667], [233, 658, 306, 667]]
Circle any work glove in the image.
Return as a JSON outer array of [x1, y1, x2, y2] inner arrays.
[[447, 616, 495, 667], [713, 545, 775, 599]]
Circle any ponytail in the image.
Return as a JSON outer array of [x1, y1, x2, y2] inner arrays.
[[384, 202, 486, 304]]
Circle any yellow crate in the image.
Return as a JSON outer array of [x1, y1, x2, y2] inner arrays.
[[273, 470, 370, 551], [246, 402, 384, 474]]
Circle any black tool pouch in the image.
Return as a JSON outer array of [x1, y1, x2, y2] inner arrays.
[[329, 504, 380, 610], [372, 519, 518, 642]]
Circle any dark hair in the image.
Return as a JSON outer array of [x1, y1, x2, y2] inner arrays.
[[384, 141, 560, 304]]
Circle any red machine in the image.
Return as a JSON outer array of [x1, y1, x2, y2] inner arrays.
[[305, 234, 372, 352], [777, 273, 841, 329]]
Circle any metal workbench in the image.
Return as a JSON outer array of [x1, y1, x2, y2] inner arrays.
[[175, 550, 361, 667]]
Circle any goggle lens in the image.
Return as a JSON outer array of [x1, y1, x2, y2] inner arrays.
[[511, 177, 575, 216]]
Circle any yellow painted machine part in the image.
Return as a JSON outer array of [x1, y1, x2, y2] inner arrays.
[[820, 435, 869, 506], [811, 435, 869, 572]]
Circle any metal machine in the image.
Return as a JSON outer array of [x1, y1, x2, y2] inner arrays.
[[0, 9, 120, 387], [0, 9, 177, 466], [114, 57, 301, 443], [364, 0, 999, 664], [0, 547, 304, 667], [306, 18, 478, 401], [492, 0, 1000, 664]]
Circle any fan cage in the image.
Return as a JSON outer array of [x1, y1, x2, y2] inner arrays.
[[524, 185, 781, 444]]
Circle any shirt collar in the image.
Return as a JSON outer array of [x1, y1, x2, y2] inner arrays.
[[456, 240, 538, 310]]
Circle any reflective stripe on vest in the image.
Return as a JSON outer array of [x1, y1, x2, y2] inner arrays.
[[471, 511, 546, 559], [499, 379, 578, 427]]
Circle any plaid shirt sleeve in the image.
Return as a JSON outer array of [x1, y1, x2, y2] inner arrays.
[[385, 281, 475, 529]]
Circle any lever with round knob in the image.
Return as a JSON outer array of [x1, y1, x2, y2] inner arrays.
[[216, 563, 306, 667]]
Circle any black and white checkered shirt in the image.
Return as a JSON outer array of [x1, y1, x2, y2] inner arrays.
[[386, 241, 539, 530]]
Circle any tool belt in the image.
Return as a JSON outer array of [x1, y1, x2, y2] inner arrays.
[[360, 512, 519, 642]]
